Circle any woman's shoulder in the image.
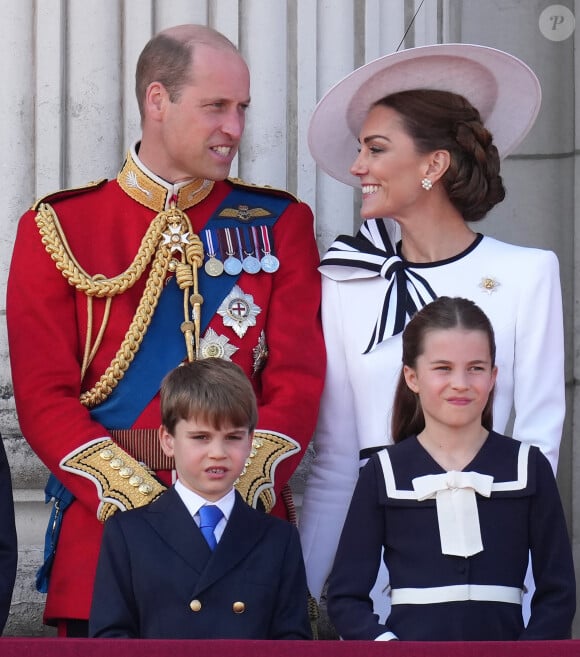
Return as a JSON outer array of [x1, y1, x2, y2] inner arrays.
[[479, 235, 558, 265]]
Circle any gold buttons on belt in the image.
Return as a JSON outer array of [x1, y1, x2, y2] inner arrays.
[[232, 601, 245, 614], [189, 599, 202, 612]]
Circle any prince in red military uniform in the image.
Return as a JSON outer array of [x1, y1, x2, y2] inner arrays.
[[7, 24, 324, 633]]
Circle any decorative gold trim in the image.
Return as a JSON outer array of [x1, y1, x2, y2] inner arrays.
[[117, 150, 214, 211], [60, 438, 166, 522], [234, 431, 300, 512]]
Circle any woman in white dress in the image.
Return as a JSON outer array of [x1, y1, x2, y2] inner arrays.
[[299, 44, 564, 625]]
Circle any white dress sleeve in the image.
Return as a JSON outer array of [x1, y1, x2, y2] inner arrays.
[[511, 249, 564, 473], [299, 276, 361, 600]]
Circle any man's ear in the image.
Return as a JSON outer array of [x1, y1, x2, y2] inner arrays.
[[159, 425, 175, 458], [143, 81, 168, 121]]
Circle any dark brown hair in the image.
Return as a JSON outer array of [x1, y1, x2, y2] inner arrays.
[[391, 296, 496, 443], [374, 89, 506, 222], [160, 359, 258, 435], [135, 24, 238, 119]]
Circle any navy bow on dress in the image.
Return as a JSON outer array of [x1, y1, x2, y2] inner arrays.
[[319, 218, 437, 353]]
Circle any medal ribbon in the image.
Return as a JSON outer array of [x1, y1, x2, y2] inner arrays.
[[205, 229, 218, 258], [251, 226, 261, 263], [234, 227, 244, 259], [240, 226, 254, 256], [224, 227, 236, 257], [260, 224, 274, 256]]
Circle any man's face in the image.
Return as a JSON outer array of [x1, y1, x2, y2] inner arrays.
[[155, 44, 250, 183]]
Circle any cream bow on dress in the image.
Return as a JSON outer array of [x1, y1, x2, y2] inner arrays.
[[412, 471, 494, 557]]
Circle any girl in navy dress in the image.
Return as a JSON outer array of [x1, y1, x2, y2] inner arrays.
[[327, 296, 575, 641]]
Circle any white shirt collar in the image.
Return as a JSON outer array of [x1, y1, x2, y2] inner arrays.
[[174, 480, 236, 522]]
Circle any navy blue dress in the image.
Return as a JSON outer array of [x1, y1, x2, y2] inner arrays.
[[327, 432, 575, 640]]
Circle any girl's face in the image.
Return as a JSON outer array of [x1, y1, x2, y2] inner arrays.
[[350, 105, 433, 220], [403, 327, 497, 434]]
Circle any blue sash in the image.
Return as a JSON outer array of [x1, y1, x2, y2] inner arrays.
[[90, 187, 290, 428]]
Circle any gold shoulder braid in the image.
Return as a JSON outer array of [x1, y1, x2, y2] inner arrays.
[[35, 202, 203, 407]]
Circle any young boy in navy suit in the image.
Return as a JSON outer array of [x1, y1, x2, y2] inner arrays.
[[89, 359, 312, 639]]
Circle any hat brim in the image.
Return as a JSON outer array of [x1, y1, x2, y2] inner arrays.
[[308, 44, 541, 187]]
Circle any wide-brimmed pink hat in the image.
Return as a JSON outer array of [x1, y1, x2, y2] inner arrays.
[[308, 43, 541, 187]]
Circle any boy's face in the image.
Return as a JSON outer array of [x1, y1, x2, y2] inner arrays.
[[159, 417, 252, 501]]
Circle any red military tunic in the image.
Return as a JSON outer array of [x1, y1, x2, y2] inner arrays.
[[7, 147, 325, 624]]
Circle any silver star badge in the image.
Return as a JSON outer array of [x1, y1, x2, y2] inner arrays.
[[218, 285, 261, 338], [199, 328, 239, 361]]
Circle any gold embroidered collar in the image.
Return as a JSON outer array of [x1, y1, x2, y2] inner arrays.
[[117, 144, 214, 212]]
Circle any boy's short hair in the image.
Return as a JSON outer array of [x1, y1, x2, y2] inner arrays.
[[160, 359, 258, 435]]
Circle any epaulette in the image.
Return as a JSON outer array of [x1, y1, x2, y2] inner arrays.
[[32, 178, 108, 211], [227, 177, 301, 203]]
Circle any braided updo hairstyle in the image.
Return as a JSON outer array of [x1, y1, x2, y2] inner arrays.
[[374, 89, 506, 222]]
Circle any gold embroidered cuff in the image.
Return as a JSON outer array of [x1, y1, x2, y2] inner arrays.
[[60, 438, 167, 522], [235, 431, 300, 513]]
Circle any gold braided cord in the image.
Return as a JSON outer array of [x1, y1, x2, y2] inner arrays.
[[87, 295, 113, 372], [35, 202, 170, 298], [192, 263, 202, 359], [79, 245, 173, 407], [82, 296, 95, 381], [81, 293, 113, 380], [173, 222, 205, 363], [185, 238, 204, 269], [174, 262, 194, 288], [35, 200, 203, 408]]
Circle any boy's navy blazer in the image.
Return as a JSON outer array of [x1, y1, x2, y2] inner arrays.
[[89, 487, 311, 639]]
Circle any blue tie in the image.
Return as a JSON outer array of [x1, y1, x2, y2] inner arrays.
[[198, 505, 223, 551]]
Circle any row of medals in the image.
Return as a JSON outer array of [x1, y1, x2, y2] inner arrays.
[[204, 246, 279, 277]]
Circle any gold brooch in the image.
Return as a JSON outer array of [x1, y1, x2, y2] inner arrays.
[[479, 277, 500, 294]]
